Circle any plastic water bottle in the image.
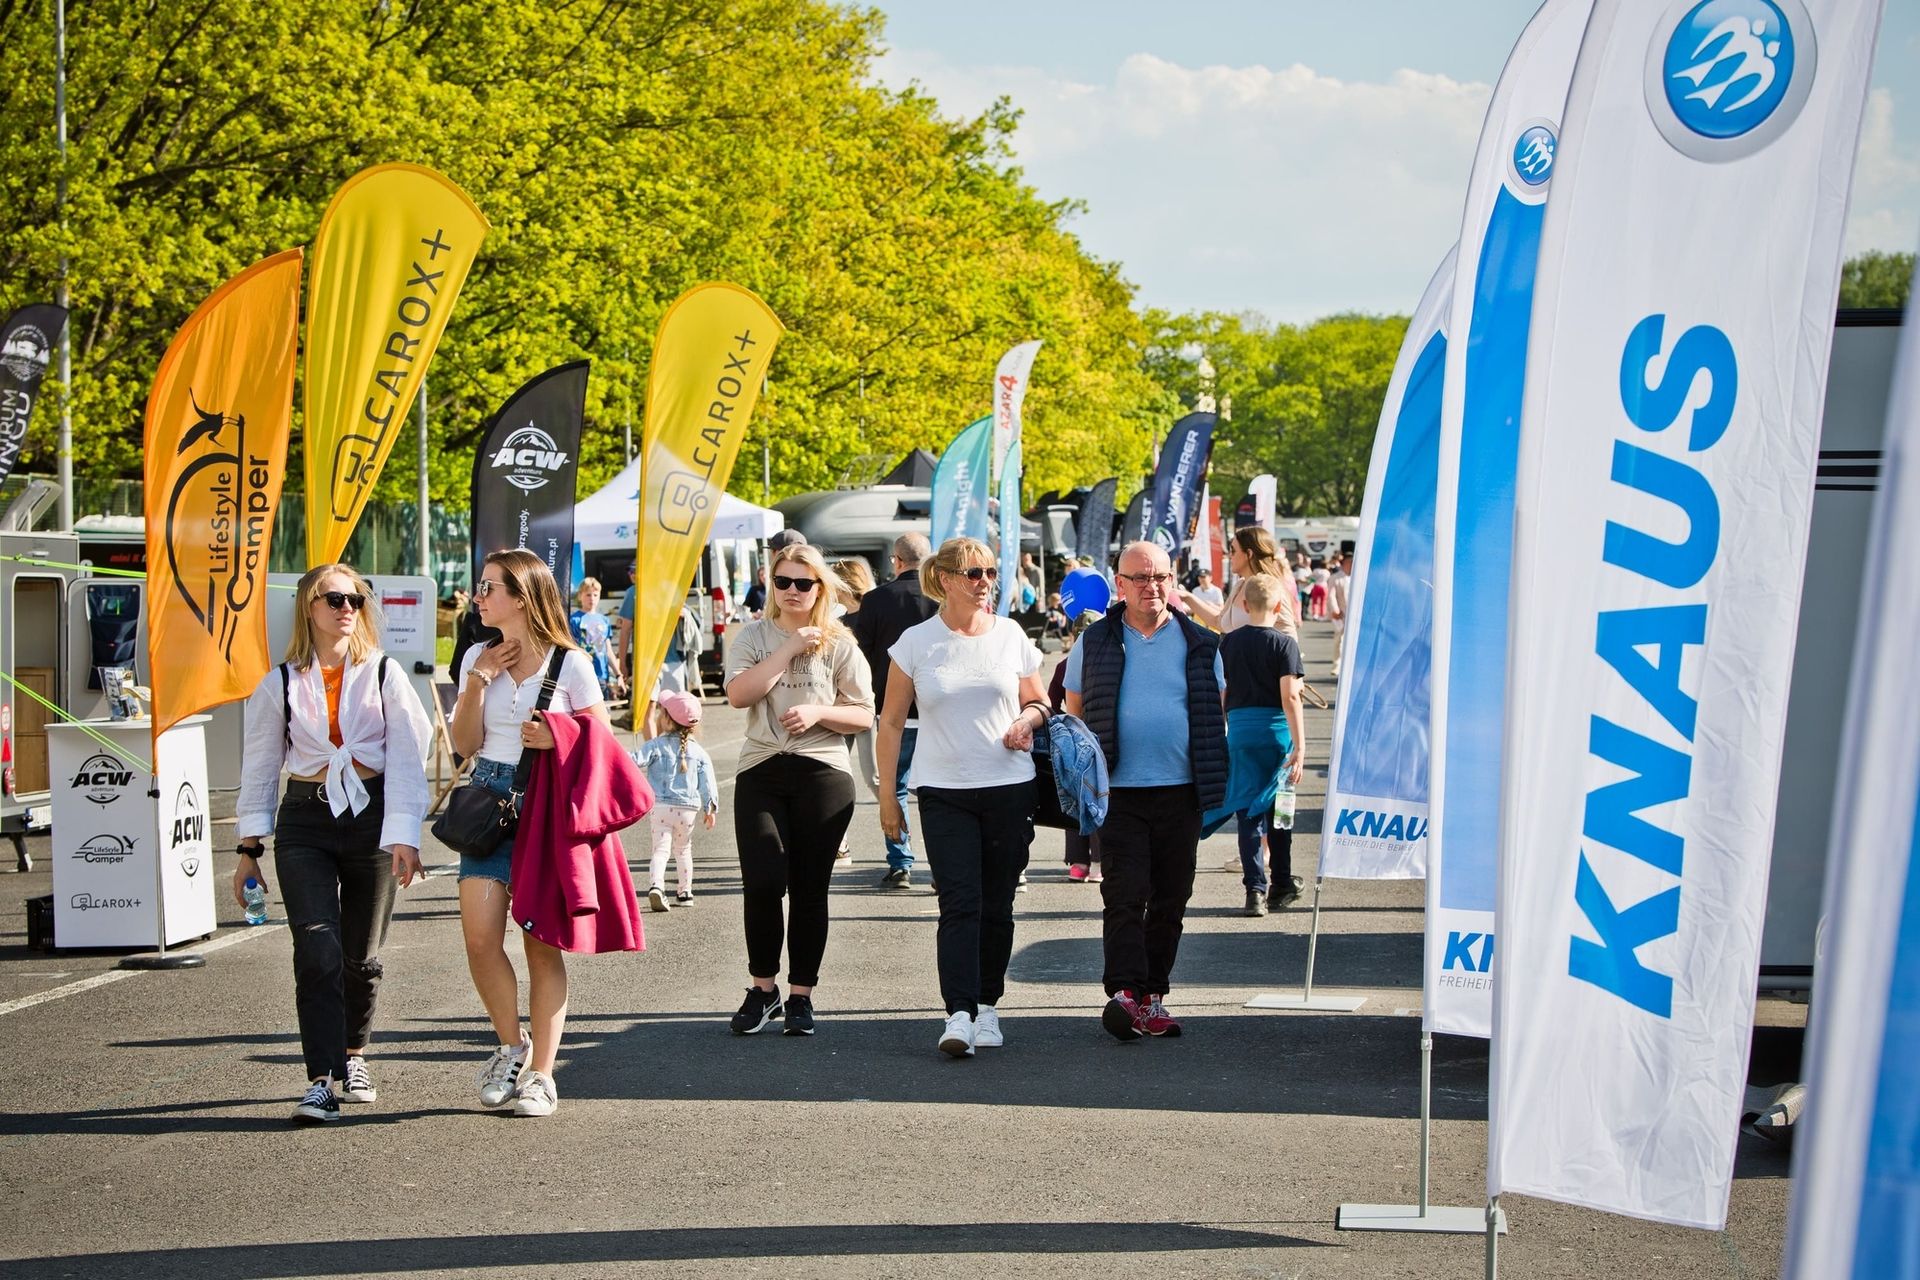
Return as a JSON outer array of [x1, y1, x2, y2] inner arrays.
[[242, 878, 269, 926], [1274, 774, 1297, 831]]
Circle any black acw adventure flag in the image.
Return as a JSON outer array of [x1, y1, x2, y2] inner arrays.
[[0, 304, 68, 489], [469, 361, 588, 598]]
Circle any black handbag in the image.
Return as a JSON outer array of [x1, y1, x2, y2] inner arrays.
[[1029, 717, 1074, 831], [431, 647, 567, 858]]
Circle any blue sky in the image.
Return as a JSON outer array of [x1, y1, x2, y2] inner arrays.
[[868, 1, 1920, 323]]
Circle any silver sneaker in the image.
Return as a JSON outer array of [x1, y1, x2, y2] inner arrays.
[[477, 1034, 529, 1108], [513, 1069, 559, 1117], [341, 1055, 376, 1103], [973, 1006, 1004, 1048]]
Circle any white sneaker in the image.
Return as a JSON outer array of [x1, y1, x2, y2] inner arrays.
[[648, 885, 671, 912], [477, 1034, 529, 1108], [341, 1055, 376, 1103], [938, 1010, 976, 1058], [973, 1006, 1004, 1048], [513, 1069, 559, 1117]]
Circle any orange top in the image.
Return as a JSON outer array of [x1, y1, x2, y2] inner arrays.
[[320, 664, 345, 747]]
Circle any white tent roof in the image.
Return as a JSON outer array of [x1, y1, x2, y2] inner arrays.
[[573, 457, 785, 547]]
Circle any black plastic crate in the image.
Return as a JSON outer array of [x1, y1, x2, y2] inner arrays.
[[25, 893, 54, 951]]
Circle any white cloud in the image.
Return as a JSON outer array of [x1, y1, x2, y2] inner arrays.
[[875, 49, 1491, 322], [1844, 88, 1920, 257]]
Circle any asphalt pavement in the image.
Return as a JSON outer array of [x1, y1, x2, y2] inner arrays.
[[0, 620, 1804, 1279]]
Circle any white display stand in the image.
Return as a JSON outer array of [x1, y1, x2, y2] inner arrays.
[[48, 716, 217, 949]]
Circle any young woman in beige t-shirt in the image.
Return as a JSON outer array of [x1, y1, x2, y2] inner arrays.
[[722, 543, 875, 1037]]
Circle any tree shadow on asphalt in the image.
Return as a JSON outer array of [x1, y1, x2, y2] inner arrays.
[[1009, 929, 1421, 992], [0, 1096, 471, 1138], [2, 1219, 1321, 1279]]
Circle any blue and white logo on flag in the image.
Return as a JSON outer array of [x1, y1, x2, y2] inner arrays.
[[1512, 124, 1558, 185], [1647, 0, 1818, 159]]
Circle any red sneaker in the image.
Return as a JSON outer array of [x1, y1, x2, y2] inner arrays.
[[1141, 995, 1182, 1037], [1101, 990, 1145, 1041], [1067, 864, 1090, 882]]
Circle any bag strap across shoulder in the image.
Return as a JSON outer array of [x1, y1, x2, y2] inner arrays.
[[510, 647, 571, 799]]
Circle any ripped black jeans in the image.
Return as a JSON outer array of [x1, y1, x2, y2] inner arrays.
[[273, 777, 397, 1083]]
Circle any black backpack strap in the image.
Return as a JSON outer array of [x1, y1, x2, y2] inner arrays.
[[281, 663, 292, 747], [510, 648, 572, 802]]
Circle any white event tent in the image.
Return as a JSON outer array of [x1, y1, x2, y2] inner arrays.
[[572, 457, 785, 548]]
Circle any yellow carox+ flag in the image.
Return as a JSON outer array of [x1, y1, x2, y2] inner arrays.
[[633, 283, 784, 698], [145, 249, 304, 750], [303, 162, 488, 564]]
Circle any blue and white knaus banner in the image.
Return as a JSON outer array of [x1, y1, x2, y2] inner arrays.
[[1783, 259, 1919, 1279], [996, 439, 1023, 617], [1426, 0, 1589, 1039], [1321, 246, 1455, 884], [1488, 0, 1885, 1229]]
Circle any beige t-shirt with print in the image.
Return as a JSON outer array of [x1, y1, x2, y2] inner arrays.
[[724, 618, 875, 776]]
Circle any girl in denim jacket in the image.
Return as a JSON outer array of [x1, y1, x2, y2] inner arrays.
[[634, 690, 718, 911]]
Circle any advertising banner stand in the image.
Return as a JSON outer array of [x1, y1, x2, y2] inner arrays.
[[1242, 886, 1365, 1012], [48, 715, 216, 966]]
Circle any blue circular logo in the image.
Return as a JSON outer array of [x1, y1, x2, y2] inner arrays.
[[1662, 0, 1796, 140], [1511, 125, 1557, 186]]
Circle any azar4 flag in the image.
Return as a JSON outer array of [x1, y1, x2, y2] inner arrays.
[[145, 250, 302, 746], [1145, 411, 1216, 560], [1489, 0, 1886, 1229], [470, 362, 588, 598], [991, 340, 1042, 484], [0, 304, 67, 489], [996, 439, 1023, 616], [1427, 0, 1590, 1041], [633, 284, 783, 697], [1782, 257, 1919, 1280], [304, 163, 488, 564], [1321, 246, 1454, 885], [930, 415, 993, 549]]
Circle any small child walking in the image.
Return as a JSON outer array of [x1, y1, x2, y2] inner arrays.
[[633, 690, 718, 912]]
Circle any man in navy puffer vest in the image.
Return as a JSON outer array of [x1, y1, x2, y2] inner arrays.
[[1064, 541, 1226, 1040]]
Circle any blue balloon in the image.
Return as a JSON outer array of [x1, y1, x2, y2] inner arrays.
[[1058, 567, 1110, 621]]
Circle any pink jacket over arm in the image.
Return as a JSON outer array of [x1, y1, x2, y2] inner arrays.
[[510, 709, 654, 954]]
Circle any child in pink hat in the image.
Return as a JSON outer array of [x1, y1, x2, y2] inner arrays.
[[632, 691, 718, 910]]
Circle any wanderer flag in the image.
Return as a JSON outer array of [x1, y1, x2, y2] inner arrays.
[[631, 284, 784, 699], [145, 249, 303, 748], [303, 163, 488, 564]]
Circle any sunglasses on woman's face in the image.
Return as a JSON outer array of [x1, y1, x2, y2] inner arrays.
[[319, 591, 366, 611], [474, 579, 503, 598], [948, 565, 998, 582], [772, 574, 818, 592]]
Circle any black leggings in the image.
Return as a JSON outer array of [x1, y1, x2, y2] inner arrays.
[[734, 754, 856, 987]]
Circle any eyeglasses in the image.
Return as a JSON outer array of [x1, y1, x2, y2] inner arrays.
[[474, 579, 503, 598], [946, 566, 998, 582], [772, 575, 818, 592], [320, 591, 367, 611], [1118, 572, 1174, 588]]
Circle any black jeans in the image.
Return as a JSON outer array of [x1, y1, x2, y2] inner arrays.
[[273, 777, 397, 1083], [735, 755, 855, 987], [918, 781, 1035, 1016], [1099, 784, 1202, 998]]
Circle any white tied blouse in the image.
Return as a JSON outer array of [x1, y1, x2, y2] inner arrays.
[[236, 654, 434, 852]]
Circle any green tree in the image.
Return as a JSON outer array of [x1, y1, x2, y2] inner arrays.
[[1839, 250, 1915, 310]]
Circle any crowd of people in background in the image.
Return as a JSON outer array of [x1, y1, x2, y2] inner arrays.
[[236, 521, 1348, 1121]]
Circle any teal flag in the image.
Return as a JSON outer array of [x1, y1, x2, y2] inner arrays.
[[930, 415, 993, 549]]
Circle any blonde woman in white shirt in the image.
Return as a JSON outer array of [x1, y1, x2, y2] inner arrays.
[[234, 564, 432, 1123], [449, 548, 608, 1117], [878, 537, 1048, 1057]]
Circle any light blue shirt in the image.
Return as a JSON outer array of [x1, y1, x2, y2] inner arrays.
[[632, 735, 718, 812], [1065, 615, 1225, 788]]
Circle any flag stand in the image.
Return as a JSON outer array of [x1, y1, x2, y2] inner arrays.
[[1243, 877, 1366, 1012], [1485, 1196, 1501, 1277], [1335, 1031, 1503, 1232]]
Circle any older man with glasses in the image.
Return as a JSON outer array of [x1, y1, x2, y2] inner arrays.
[[1062, 541, 1227, 1040]]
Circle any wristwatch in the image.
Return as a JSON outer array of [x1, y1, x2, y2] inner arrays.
[[237, 843, 264, 858]]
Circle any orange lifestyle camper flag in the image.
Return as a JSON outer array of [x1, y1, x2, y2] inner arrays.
[[144, 249, 303, 747], [303, 163, 488, 564]]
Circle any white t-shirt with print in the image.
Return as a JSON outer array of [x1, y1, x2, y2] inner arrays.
[[457, 644, 603, 764], [888, 614, 1042, 790]]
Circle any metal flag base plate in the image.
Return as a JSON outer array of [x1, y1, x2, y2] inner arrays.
[[1337, 1203, 1506, 1234], [1245, 992, 1367, 1012], [119, 952, 207, 971]]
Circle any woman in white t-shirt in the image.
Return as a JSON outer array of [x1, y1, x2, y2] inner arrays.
[[448, 548, 608, 1118], [879, 537, 1048, 1058], [722, 543, 875, 1038]]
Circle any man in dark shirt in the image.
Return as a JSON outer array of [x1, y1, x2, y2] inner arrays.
[[851, 532, 937, 886], [1217, 573, 1307, 915]]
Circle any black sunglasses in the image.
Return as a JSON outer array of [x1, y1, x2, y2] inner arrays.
[[947, 566, 998, 581], [772, 574, 818, 592], [320, 591, 367, 611]]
